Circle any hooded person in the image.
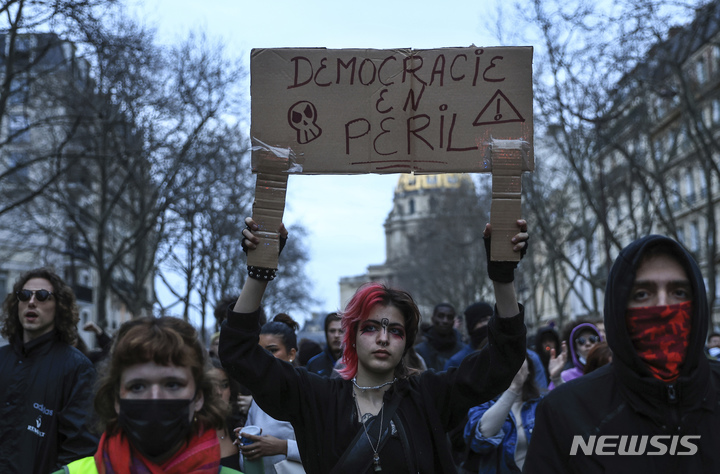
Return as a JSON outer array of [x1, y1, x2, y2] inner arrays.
[[307, 312, 344, 377], [553, 322, 602, 386], [445, 304, 548, 390], [525, 235, 720, 473], [535, 326, 561, 385], [443, 302, 494, 370]]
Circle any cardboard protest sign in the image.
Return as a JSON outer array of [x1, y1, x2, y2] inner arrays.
[[251, 47, 533, 174]]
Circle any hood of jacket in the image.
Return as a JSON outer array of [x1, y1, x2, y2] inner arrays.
[[605, 234, 711, 409], [568, 322, 602, 369], [535, 326, 560, 367]]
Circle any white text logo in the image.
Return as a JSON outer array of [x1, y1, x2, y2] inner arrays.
[[570, 435, 700, 456], [27, 425, 46, 437], [33, 403, 53, 416]]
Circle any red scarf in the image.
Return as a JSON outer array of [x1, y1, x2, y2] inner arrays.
[[93, 428, 221, 474], [626, 301, 692, 382]]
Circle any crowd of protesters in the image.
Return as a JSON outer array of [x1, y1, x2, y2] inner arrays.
[[3, 219, 720, 473]]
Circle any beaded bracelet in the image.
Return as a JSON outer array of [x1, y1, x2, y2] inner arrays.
[[247, 265, 277, 281]]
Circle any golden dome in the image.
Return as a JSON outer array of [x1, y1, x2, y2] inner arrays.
[[395, 173, 473, 194]]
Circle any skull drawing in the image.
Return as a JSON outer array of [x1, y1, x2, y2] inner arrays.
[[288, 101, 322, 144]]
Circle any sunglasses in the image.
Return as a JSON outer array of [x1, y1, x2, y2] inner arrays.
[[576, 335, 600, 345], [16, 289, 54, 302]]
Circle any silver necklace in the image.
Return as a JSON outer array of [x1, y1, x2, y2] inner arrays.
[[353, 391, 384, 472], [352, 377, 397, 391]]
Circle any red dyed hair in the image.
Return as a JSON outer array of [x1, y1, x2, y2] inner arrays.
[[337, 282, 420, 380]]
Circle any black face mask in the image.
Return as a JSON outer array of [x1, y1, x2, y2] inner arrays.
[[118, 398, 194, 459], [470, 325, 489, 349]]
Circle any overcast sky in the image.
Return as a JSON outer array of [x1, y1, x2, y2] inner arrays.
[[131, 0, 507, 319]]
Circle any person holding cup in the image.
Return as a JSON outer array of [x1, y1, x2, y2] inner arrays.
[[220, 218, 528, 473], [236, 313, 304, 474]]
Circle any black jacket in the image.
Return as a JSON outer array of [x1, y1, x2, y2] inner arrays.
[[525, 235, 720, 473], [220, 306, 526, 474], [414, 326, 465, 372], [0, 331, 98, 474], [306, 345, 338, 377]]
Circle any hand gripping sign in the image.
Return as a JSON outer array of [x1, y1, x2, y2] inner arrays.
[[250, 47, 533, 267]]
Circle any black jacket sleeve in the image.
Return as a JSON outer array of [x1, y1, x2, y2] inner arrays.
[[55, 349, 99, 467]]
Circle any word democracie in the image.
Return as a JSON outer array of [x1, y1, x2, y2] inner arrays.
[[570, 435, 700, 456], [286, 49, 506, 90]]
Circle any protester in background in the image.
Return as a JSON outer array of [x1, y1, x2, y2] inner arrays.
[[404, 345, 428, 372], [463, 357, 543, 473], [297, 338, 323, 367], [209, 331, 222, 359], [706, 332, 720, 360], [236, 314, 304, 474], [0, 268, 97, 474], [444, 302, 494, 369], [549, 322, 602, 388], [77, 321, 113, 366], [209, 358, 243, 470], [214, 295, 240, 330], [526, 235, 720, 472], [220, 218, 528, 473], [593, 318, 606, 341], [307, 312, 344, 376], [583, 342, 612, 375], [534, 325, 561, 385], [415, 302, 465, 371], [445, 302, 547, 390], [55, 316, 240, 473]]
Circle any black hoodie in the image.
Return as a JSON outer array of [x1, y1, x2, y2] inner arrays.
[[525, 235, 720, 473]]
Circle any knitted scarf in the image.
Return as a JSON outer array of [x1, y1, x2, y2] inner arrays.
[[93, 428, 221, 474]]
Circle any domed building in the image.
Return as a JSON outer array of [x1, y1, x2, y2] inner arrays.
[[339, 173, 487, 313]]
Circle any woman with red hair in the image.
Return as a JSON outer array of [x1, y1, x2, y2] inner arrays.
[[220, 219, 529, 473]]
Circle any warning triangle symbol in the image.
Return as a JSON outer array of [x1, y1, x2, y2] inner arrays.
[[473, 89, 525, 126]]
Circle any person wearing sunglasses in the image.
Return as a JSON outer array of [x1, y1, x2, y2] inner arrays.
[[0, 268, 98, 474], [549, 323, 602, 388]]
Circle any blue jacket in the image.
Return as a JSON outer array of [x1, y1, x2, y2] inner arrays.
[[465, 396, 542, 474], [306, 345, 337, 376]]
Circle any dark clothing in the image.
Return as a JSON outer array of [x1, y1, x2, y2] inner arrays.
[[220, 306, 526, 474], [85, 331, 112, 366], [525, 235, 720, 473], [306, 345, 337, 377], [0, 331, 98, 474], [221, 453, 242, 471], [534, 326, 561, 385], [415, 326, 464, 371], [445, 346, 548, 390]]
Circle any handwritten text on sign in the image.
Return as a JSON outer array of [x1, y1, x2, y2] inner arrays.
[[251, 47, 533, 174]]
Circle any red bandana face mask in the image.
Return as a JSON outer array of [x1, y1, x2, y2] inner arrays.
[[625, 301, 692, 382]]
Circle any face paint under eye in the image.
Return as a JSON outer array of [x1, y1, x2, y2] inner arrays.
[[360, 323, 377, 334], [389, 327, 405, 339]]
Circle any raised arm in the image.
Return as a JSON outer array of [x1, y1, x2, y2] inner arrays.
[[484, 219, 528, 318], [233, 218, 288, 313]]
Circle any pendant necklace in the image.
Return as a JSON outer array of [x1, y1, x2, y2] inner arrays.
[[353, 390, 385, 472]]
